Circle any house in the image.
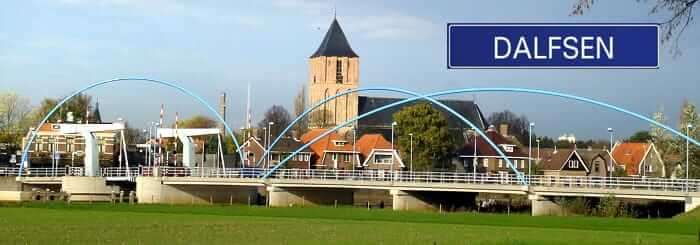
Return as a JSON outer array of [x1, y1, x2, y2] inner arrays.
[[300, 129, 360, 169], [454, 125, 530, 174], [355, 134, 403, 170], [241, 136, 312, 169], [611, 142, 665, 177], [21, 122, 118, 167], [539, 147, 612, 177]]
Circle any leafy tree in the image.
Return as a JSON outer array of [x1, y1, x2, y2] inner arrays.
[[0, 92, 32, 148], [309, 109, 331, 129], [572, 0, 698, 56], [32, 93, 94, 124], [177, 115, 217, 129], [393, 102, 454, 171], [677, 100, 700, 178], [257, 105, 292, 139], [627, 130, 652, 143], [487, 110, 530, 145]]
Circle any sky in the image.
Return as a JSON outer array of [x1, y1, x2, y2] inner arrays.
[[1, 0, 698, 141]]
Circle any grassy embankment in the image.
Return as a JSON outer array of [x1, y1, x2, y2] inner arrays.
[[0, 203, 698, 244]]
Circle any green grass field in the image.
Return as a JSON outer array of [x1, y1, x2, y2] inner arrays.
[[0, 203, 698, 244]]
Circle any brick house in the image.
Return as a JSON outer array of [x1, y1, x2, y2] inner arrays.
[[241, 136, 312, 169], [355, 134, 403, 170], [454, 125, 530, 174], [539, 147, 612, 177], [300, 129, 360, 169], [611, 142, 665, 177], [21, 123, 117, 167]]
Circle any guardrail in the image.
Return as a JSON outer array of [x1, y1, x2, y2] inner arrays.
[[3, 166, 700, 192]]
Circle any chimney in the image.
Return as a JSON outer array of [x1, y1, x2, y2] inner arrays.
[[218, 92, 227, 132], [499, 124, 509, 137]]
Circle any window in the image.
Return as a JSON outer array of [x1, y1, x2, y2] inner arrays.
[[374, 154, 393, 164], [332, 140, 347, 146], [336, 60, 343, 84], [483, 159, 489, 167], [498, 159, 503, 168], [332, 153, 338, 161], [502, 145, 514, 153], [568, 160, 579, 168], [645, 165, 653, 172], [594, 163, 599, 172], [520, 160, 525, 169], [343, 154, 351, 162]]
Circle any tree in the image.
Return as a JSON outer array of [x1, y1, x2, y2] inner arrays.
[[32, 93, 94, 124], [393, 102, 454, 171], [257, 105, 292, 139], [572, 0, 698, 56], [177, 115, 217, 129], [0, 92, 32, 148], [487, 110, 531, 145], [309, 109, 331, 128], [677, 100, 700, 178], [292, 85, 308, 136], [627, 130, 652, 143]]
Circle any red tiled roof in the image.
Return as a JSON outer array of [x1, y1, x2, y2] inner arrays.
[[300, 129, 355, 164], [356, 134, 392, 158], [611, 143, 650, 176]]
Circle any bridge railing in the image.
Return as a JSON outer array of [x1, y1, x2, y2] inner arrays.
[[0, 167, 85, 177]]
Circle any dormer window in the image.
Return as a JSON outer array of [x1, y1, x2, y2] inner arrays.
[[568, 160, 579, 168], [500, 144, 514, 153], [332, 140, 347, 146]]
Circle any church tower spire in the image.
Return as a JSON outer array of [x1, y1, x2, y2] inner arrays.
[[308, 18, 359, 128]]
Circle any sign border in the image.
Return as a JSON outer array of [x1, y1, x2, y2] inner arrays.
[[446, 23, 660, 69]]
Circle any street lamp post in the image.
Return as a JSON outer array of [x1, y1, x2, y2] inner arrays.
[[268, 122, 274, 168], [686, 124, 693, 192], [608, 128, 614, 187], [528, 123, 535, 182], [536, 138, 540, 165], [391, 121, 397, 180], [353, 125, 357, 169], [409, 133, 413, 173]]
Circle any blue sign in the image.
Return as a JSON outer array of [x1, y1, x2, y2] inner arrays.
[[447, 24, 659, 69]]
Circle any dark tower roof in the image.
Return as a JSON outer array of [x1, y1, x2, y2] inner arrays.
[[311, 18, 358, 58]]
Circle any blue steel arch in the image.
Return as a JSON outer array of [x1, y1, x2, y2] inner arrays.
[[263, 87, 700, 181], [261, 87, 528, 185], [19, 78, 244, 175]]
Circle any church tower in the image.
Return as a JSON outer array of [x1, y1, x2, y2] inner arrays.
[[308, 18, 359, 128]]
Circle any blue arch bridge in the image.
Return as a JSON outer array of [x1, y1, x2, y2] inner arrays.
[[3, 78, 699, 216]]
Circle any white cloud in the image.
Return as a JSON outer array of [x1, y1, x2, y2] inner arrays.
[[347, 13, 438, 40]]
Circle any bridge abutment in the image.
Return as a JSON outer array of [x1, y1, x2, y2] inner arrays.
[[529, 194, 563, 216], [685, 196, 700, 212], [390, 189, 434, 211], [266, 186, 353, 207], [61, 176, 118, 202], [136, 177, 258, 204]]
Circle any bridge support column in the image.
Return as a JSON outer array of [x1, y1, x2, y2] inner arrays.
[[685, 196, 700, 212], [529, 194, 563, 216], [390, 189, 435, 211], [266, 186, 353, 207], [62, 176, 117, 202]]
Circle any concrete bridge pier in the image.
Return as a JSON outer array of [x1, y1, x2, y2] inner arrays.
[[266, 186, 353, 207], [529, 194, 563, 216], [390, 189, 435, 211], [136, 177, 258, 205], [61, 176, 118, 202], [685, 196, 700, 212]]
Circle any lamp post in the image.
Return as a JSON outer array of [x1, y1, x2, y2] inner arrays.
[[528, 123, 535, 181], [536, 138, 540, 164], [391, 121, 397, 180], [267, 122, 274, 168], [686, 124, 693, 192], [353, 125, 357, 169], [409, 133, 413, 173], [608, 127, 614, 186]]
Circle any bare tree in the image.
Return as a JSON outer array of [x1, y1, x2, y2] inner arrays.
[[258, 105, 292, 138], [292, 85, 308, 136], [572, 0, 698, 56]]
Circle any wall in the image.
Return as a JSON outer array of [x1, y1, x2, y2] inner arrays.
[[136, 177, 258, 204]]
